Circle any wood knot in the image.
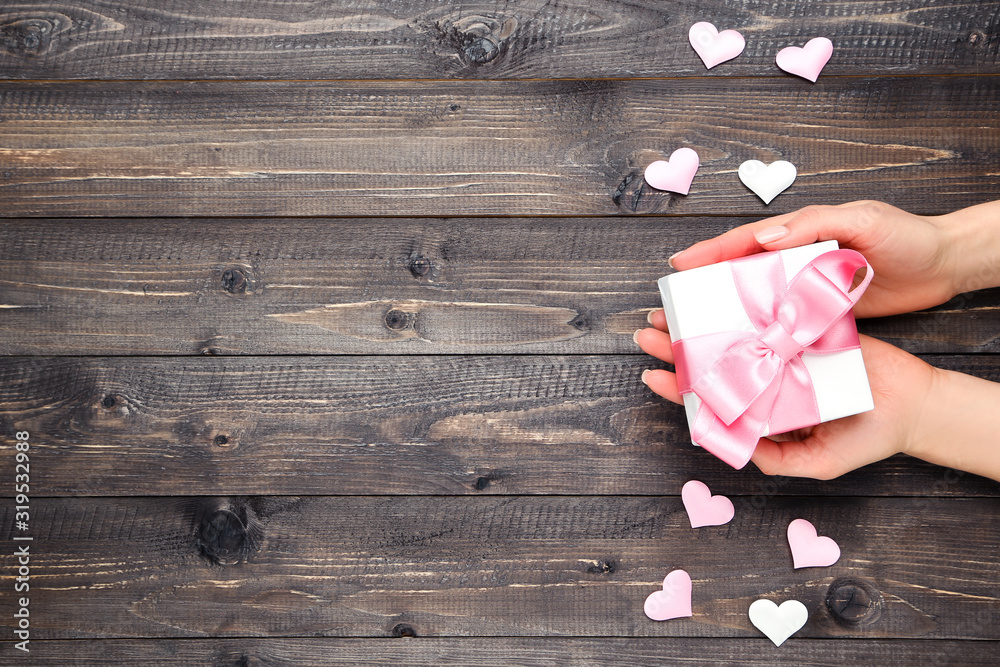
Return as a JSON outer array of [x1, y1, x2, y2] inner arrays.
[[220, 265, 257, 295], [440, 15, 518, 67], [1, 18, 55, 57], [214, 434, 230, 446], [384, 309, 413, 331], [463, 36, 500, 65], [471, 470, 507, 491], [391, 623, 417, 638], [194, 499, 263, 566], [585, 559, 616, 575], [101, 395, 117, 409], [408, 255, 433, 278], [612, 170, 652, 213], [613, 169, 677, 213], [826, 578, 883, 627], [220, 267, 249, 294], [199, 335, 225, 355], [968, 30, 987, 47]]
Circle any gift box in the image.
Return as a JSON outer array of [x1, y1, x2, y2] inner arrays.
[[658, 240, 874, 469]]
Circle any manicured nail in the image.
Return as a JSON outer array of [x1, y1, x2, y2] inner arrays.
[[667, 251, 681, 269], [754, 226, 789, 245], [641, 369, 651, 384], [646, 310, 657, 324], [633, 329, 643, 345]]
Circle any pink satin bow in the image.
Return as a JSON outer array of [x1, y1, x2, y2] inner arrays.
[[672, 249, 873, 469]]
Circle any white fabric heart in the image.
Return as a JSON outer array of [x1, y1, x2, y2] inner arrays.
[[748, 599, 808, 647], [738, 160, 797, 205]]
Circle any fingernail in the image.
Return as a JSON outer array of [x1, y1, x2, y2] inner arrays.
[[633, 329, 642, 345], [667, 251, 681, 269], [646, 310, 656, 324], [754, 226, 789, 245], [641, 369, 651, 384]]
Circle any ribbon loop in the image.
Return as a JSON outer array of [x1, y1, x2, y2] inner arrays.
[[672, 248, 873, 469]]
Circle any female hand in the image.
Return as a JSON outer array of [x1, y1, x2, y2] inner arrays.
[[636, 310, 940, 479], [667, 201, 965, 318]]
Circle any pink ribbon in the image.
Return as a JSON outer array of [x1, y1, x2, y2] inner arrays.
[[672, 249, 873, 469]]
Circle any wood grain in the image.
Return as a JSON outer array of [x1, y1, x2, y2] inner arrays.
[[0, 1, 996, 80], [1, 77, 997, 217], [3, 355, 998, 497], [10, 638, 1000, 666], [2, 218, 998, 355], [1, 0, 997, 661], [0, 496, 997, 639]]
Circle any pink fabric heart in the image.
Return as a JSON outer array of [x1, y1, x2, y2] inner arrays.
[[681, 480, 735, 528], [644, 569, 693, 621], [787, 518, 841, 568], [776, 37, 833, 82], [644, 148, 700, 195], [689, 22, 746, 69]]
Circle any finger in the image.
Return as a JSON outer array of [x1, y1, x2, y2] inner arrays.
[[647, 308, 668, 331], [670, 201, 878, 271], [635, 327, 673, 364], [640, 368, 683, 404], [669, 207, 826, 269], [754, 201, 878, 252], [669, 220, 774, 270]]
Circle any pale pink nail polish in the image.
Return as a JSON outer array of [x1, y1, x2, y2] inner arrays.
[[754, 226, 789, 245]]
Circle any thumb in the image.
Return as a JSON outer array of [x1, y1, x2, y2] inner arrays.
[[750, 438, 844, 481]]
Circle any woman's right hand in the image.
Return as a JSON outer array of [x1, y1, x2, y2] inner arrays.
[[669, 200, 972, 318]]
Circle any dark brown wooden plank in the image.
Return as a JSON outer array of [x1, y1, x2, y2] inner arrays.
[[1, 496, 996, 639], [0, 77, 997, 217], [2, 355, 998, 497], [0, 1, 997, 80], [863, 289, 1000, 354], [7, 638, 1000, 665], [2, 218, 997, 355]]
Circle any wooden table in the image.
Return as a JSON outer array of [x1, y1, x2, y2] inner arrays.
[[2, 1, 999, 664]]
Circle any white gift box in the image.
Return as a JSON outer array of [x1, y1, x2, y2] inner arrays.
[[658, 240, 874, 443]]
